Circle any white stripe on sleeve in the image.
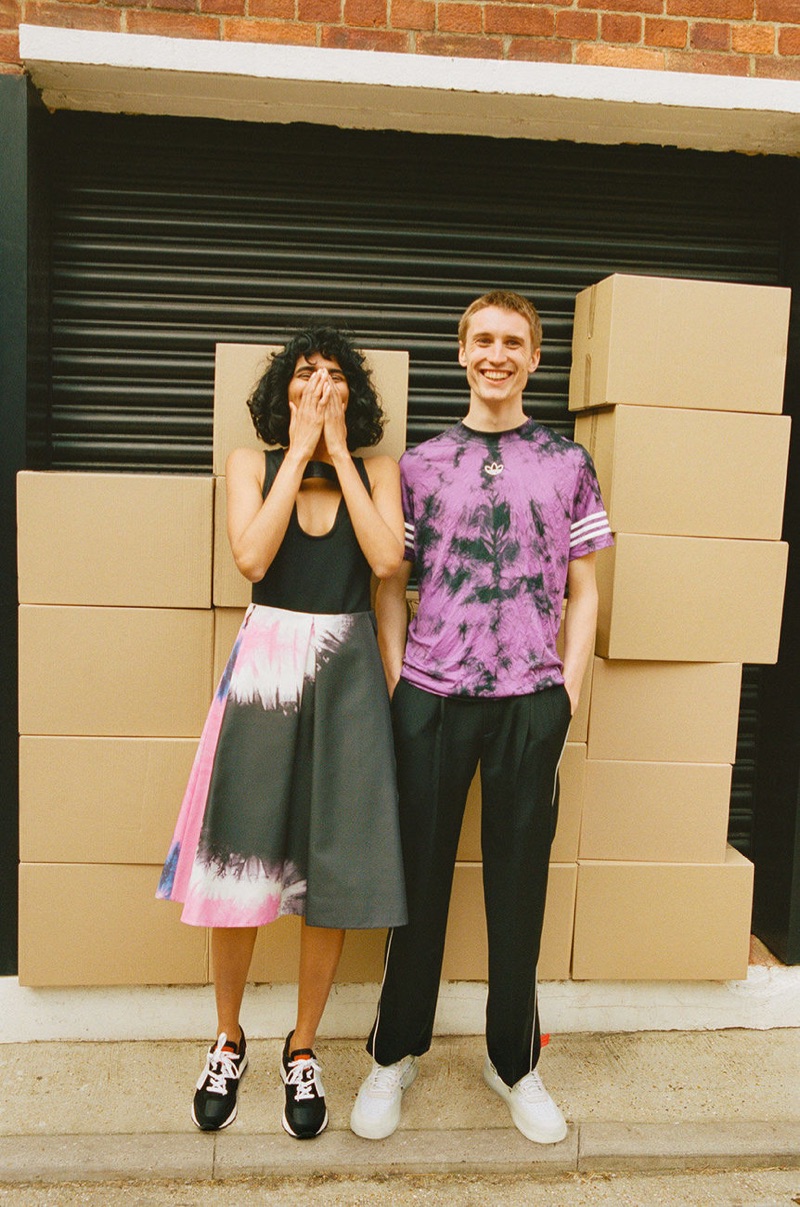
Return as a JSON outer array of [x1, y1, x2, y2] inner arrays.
[[570, 510, 611, 548]]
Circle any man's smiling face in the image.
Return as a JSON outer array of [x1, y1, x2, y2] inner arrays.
[[458, 305, 540, 409]]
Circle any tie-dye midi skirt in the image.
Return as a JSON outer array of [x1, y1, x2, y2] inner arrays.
[[157, 603, 407, 930]]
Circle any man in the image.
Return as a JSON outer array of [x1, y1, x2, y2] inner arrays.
[[350, 290, 613, 1145]]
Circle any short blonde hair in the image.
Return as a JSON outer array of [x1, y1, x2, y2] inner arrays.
[[458, 290, 542, 352]]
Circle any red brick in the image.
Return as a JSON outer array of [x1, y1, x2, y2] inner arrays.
[[26, 1, 123, 28], [249, 0, 294, 14], [321, 21, 408, 43], [645, 16, 688, 44], [756, 0, 799, 18], [602, 12, 642, 40], [579, 0, 660, 12], [484, 3, 554, 35], [390, 0, 434, 28], [437, 1, 482, 32], [554, 8, 597, 37], [576, 41, 664, 64], [0, 0, 20, 25], [754, 54, 800, 74], [666, 0, 753, 18], [730, 21, 773, 50], [225, 14, 316, 35], [343, 0, 386, 24], [691, 18, 731, 45], [416, 30, 502, 53], [665, 46, 749, 68], [507, 34, 572, 57], [201, 0, 246, 16], [151, 0, 198, 14], [126, 8, 219, 33], [0, 30, 19, 62], [778, 25, 800, 51], [298, 0, 337, 15]]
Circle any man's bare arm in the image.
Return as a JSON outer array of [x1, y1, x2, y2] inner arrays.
[[562, 552, 599, 715], [375, 560, 413, 695]]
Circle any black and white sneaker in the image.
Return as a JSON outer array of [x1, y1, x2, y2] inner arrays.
[[280, 1032, 328, 1139], [191, 1031, 248, 1131]]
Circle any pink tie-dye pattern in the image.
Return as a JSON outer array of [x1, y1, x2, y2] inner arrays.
[[158, 606, 319, 921], [165, 688, 228, 905], [179, 862, 306, 927], [228, 608, 310, 711]]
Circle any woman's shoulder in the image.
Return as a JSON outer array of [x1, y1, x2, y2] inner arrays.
[[362, 452, 400, 484], [226, 446, 269, 484]]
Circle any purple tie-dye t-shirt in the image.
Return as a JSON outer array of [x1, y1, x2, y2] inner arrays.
[[400, 419, 613, 698]]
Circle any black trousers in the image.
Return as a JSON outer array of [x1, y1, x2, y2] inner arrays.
[[367, 678, 572, 1088]]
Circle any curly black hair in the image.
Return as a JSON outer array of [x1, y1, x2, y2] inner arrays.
[[247, 327, 386, 451]]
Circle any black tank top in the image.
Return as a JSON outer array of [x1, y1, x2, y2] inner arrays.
[[251, 449, 373, 614]]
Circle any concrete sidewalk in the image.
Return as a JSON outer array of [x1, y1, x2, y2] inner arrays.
[[1, 1030, 798, 1184]]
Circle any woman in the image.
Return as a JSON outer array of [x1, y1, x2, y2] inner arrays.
[[157, 328, 407, 1140]]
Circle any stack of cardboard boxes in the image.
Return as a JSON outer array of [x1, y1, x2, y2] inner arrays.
[[569, 273, 792, 980], [17, 472, 214, 984], [16, 278, 792, 990]]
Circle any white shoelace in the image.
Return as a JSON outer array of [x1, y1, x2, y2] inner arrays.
[[364, 1061, 408, 1097], [286, 1057, 322, 1101], [515, 1070, 550, 1104], [203, 1034, 243, 1097]]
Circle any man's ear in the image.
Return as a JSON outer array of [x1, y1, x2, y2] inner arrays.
[[529, 348, 542, 374], [458, 343, 467, 368]]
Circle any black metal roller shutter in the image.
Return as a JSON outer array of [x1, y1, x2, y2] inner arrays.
[[44, 112, 792, 857]]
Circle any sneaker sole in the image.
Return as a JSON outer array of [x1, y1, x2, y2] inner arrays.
[[349, 1059, 418, 1140], [190, 1053, 248, 1132], [281, 1108, 329, 1139], [482, 1059, 567, 1145]]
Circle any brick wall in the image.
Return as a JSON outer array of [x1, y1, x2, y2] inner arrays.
[[1, 0, 799, 81]]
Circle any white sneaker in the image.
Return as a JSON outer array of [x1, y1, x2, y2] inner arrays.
[[483, 1056, 568, 1144], [350, 1055, 419, 1139]]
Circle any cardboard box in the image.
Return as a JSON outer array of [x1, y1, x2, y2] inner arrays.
[[573, 407, 791, 540], [248, 917, 387, 985], [441, 863, 577, 983], [213, 343, 410, 474], [19, 736, 196, 864], [595, 534, 788, 663], [572, 846, 754, 981], [18, 863, 208, 986], [457, 744, 586, 864], [579, 759, 731, 864], [587, 659, 742, 763], [213, 477, 252, 608], [214, 608, 247, 686], [18, 605, 214, 737], [17, 472, 213, 608], [569, 274, 790, 414]]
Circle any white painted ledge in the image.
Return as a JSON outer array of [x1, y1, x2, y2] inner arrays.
[[3, 963, 800, 1042], [20, 24, 800, 155]]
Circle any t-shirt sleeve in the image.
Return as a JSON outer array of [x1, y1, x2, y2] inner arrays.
[[400, 456, 416, 563], [569, 450, 614, 561]]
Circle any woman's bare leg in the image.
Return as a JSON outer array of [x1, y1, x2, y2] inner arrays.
[[289, 920, 345, 1052], [211, 926, 258, 1044]]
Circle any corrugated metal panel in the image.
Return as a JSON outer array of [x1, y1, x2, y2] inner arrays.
[[47, 115, 784, 470], [45, 113, 789, 856]]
